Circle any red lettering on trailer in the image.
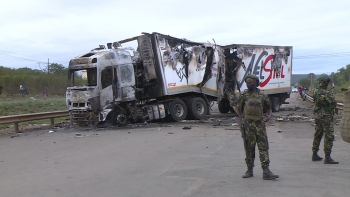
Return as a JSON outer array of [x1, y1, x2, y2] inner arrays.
[[168, 83, 176, 86], [259, 55, 285, 87]]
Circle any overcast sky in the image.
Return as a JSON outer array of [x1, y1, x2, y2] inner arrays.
[[1, 0, 349, 74]]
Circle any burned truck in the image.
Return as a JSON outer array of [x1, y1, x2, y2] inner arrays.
[[66, 32, 292, 126]]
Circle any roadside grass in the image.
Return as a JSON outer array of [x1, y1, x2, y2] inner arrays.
[[0, 95, 68, 130]]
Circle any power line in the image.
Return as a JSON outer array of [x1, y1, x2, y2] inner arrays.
[[0, 53, 47, 63], [0, 50, 68, 64]]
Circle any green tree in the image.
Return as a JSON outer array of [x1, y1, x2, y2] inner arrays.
[[48, 63, 68, 76], [298, 78, 311, 88]]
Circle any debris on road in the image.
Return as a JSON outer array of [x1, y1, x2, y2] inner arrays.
[[183, 126, 191, 130], [274, 113, 315, 122], [277, 117, 284, 121], [159, 124, 174, 127]]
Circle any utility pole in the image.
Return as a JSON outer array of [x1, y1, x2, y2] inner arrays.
[[47, 58, 50, 73], [311, 74, 313, 92]]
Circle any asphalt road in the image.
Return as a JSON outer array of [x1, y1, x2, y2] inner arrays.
[[1, 93, 349, 197]]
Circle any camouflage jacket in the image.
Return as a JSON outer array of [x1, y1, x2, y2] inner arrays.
[[313, 88, 336, 118], [237, 89, 271, 120]]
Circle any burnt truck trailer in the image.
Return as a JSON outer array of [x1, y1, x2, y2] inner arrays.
[[66, 32, 292, 126]]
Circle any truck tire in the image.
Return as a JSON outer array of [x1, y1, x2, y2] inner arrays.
[[113, 113, 128, 126], [271, 96, 281, 112], [218, 99, 230, 113], [169, 99, 187, 121], [187, 97, 208, 120]]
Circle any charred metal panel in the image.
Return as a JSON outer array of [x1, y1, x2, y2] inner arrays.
[[137, 35, 157, 82], [121, 87, 136, 101], [88, 97, 100, 110], [115, 64, 136, 102], [198, 47, 214, 87], [100, 85, 114, 107], [154, 33, 225, 99], [66, 87, 98, 106]]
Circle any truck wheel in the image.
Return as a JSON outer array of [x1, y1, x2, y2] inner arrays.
[[218, 99, 230, 113], [187, 97, 208, 120], [169, 99, 187, 121], [113, 113, 128, 126], [271, 96, 281, 112]]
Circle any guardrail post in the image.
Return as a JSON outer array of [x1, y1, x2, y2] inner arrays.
[[14, 122, 19, 132], [50, 118, 54, 126]]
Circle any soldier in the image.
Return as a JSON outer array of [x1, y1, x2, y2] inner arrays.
[[235, 74, 279, 180], [311, 74, 338, 164]]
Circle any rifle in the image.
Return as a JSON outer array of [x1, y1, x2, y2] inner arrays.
[[241, 122, 248, 153], [235, 77, 248, 152]]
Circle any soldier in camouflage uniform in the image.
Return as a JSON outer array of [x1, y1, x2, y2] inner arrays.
[[235, 74, 279, 180], [311, 74, 338, 164]]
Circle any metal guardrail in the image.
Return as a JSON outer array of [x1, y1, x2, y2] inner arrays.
[[304, 92, 344, 107], [0, 110, 69, 132]]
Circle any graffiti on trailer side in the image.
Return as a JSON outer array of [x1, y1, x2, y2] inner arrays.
[[176, 65, 187, 82]]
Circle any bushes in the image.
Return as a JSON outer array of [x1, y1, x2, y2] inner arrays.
[[0, 65, 68, 95]]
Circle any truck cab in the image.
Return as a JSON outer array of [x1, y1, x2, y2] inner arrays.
[[66, 46, 136, 125]]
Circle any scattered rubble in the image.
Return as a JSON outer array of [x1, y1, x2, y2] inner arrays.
[[274, 113, 315, 122], [280, 106, 312, 112]]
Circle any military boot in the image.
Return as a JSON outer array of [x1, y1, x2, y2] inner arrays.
[[263, 168, 279, 180], [324, 154, 339, 164], [312, 152, 323, 161], [242, 167, 253, 178]]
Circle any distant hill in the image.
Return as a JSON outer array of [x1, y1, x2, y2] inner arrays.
[[292, 74, 320, 85]]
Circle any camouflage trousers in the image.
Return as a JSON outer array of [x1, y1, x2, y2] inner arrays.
[[243, 120, 270, 169], [312, 117, 334, 155]]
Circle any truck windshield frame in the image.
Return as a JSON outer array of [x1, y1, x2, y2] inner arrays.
[[68, 68, 97, 87]]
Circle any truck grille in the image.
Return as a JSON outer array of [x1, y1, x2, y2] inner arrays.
[[70, 110, 90, 125], [72, 103, 86, 107]]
